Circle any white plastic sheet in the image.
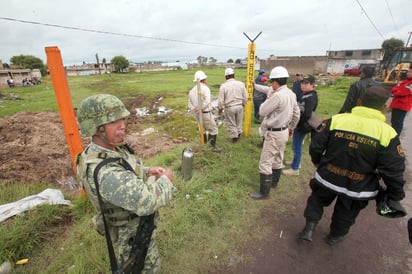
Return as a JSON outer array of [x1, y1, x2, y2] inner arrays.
[[0, 188, 71, 223]]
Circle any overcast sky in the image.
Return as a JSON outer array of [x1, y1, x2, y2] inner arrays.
[[0, 0, 411, 66]]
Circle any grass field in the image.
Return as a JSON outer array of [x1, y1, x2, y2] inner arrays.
[[0, 68, 354, 273]]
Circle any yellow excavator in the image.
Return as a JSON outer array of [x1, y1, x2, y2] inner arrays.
[[379, 46, 412, 87]]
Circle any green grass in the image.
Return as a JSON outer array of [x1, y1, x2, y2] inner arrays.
[[0, 68, 351, 273]]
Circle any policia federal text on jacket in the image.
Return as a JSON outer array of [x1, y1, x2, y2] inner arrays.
[[299, 86, 406, 245]]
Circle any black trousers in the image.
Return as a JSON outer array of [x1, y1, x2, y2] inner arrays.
[[303, 179, 369, 237]]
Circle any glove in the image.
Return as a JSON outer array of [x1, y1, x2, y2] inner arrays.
[[376, 197, 406, 218]]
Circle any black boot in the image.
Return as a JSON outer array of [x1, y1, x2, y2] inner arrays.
[[249, 174, 272, 200], [326, 234, 345, 246], [271, 169, 281, 188], [209, 134, 222, 153], [299, 221, 317, 242]]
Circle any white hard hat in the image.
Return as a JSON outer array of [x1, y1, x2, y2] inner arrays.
[[193, 71, 207, 82], [269, 66, 289, 79], [224, 68, 234, 76]]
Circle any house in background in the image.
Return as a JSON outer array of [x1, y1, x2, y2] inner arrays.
[[325, 48, 383, 74], [65, 62, 113, 76], [0, 66, 41, 88], [259, 48, 383, 77]]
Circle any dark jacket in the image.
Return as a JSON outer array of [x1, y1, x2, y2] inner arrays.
[[296, 90, 318, 133], [292, 80, 303, 101], [339, 77, 380, 113], [254, 75, 267, 101], [310, 106, 405, 201]]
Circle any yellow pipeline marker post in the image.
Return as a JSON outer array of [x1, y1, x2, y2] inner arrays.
[[243, 31, 262, 137], [196, 79, 205, 144]]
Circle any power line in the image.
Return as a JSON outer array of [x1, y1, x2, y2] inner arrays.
[[0, 16, 246, 50], [355, 0, 385, 41], [384, 0, 398, 32]]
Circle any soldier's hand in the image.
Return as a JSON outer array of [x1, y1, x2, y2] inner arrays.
[[148, 167, 165, 177], [148, 167, 174, 182], [162, 169, 174, 182]]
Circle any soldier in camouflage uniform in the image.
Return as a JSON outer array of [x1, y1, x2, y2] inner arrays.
[[76, 94, 176, 273]]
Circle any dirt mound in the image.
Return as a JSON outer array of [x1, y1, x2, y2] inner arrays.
[[0, 105, 183, 185]]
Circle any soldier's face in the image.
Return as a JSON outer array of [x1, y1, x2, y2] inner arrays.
[[104, 118, 127, 145]]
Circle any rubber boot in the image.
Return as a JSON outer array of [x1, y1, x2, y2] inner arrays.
[[257, 138, 264, 148], [271, 169, 281, 188], [249, 174, 272, 200], [209, 134, 222, 153], [299, 221, 317, 242]]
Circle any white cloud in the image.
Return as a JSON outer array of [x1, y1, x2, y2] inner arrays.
[[0, 0, 411, 65]]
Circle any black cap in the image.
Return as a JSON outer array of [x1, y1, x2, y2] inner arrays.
[[361, 66, 375, 78], [301, 74, 316, 84], [361, 85, 391, 109], [295, 72, 303, 76]]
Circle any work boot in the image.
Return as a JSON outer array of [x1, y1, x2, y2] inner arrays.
[[249, 174, 272, 200], [282, 168, 299, 176], [299, 221, 317, 242], [271, 169, 281, 188], [209, 135, 222, 153], [326, 234, 345, 246]]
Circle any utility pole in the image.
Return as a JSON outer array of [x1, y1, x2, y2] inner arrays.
[[406, 31, 412, 47], [243, 31, 262, 137], [95, 53, 101, 75]]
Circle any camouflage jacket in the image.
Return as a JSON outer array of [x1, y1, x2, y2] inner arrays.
[[76, 142, 175, 229]]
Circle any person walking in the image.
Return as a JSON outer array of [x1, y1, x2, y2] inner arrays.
[[253, 69, 267, 123], [249, 66, 300, 200], [389, 64, 412, 135], [75, 94, 176, 273], [292, 72, 304, 101], [299, 86, 405, 245], [188, 70, 222, 152], [339, 66, 380, 113], [283, 74, 318, 176], [218, 68, 248, 143]]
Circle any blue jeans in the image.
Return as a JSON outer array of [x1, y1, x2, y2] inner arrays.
[[291, 129, 307, 170], [253, 97, 266, 119], [391, 108, 407, 135]]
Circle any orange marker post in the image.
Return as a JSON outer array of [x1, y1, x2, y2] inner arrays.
[[45, 46, 83, 172]]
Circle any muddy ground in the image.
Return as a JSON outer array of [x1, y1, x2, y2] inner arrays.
[[0, 97, 183, 186]]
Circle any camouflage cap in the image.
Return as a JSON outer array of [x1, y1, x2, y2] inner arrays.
[[77, 94, 130, 137]]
